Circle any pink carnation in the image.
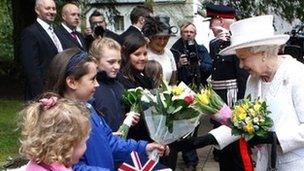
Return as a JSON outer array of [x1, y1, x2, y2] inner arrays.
[[184, 95, 194, 105]]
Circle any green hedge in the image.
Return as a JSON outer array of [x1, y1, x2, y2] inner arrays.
[[0, 0, 13, 62]]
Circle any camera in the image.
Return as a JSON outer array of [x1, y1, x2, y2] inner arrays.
[[92, 24, 104, 37], [185, 40, 199, 65]]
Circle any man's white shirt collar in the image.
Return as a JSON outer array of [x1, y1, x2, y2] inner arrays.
[[133, 25, 142, 32], [61, 23, 73, 33], [37, 18, 52, 31]]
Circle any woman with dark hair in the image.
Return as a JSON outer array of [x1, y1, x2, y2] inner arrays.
[[119, 34, 153, 89], [118, 34, 153, 141]]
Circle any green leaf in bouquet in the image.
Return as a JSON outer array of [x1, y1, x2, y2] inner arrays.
[[130, 103, 141, 113], [167, 106, 176, 114], [172, 106, 183, 114], [244, 133, 254, 141], [231, 126, 240, 136], [173, 107, 200, 120], [189, 82, 203, 93], [256, 130, 268, 138], [160, 80, 170, 91], [122, 88, 144, 113], [211, 93, 224, 108], [156, 91, 166, 113], [263, 117, 273, 127], [194, 103, 218, 114], [117, 124, 130, 139], [165, 115, 174, 133]]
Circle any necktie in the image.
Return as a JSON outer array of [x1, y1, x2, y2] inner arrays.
[[49, 26, 63, 52], [71, 31, 83, 47], [71, 31, 78, 42]]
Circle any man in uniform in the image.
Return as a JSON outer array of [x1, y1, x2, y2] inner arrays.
[[207, 3, 251, 171]]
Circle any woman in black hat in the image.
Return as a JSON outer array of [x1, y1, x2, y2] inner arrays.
[[142, 14, 178, 86]]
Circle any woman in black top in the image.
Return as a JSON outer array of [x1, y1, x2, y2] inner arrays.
[[118, 34, 153, 141]]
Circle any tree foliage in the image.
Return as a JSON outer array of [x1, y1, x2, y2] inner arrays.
[[144, 0, 155, 12], [201, 0, 304, 22], [0, 0, 13, 61]]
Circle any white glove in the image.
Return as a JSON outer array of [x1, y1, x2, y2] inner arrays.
[[123, 111, 140, 127], [209, 125, 240, 150]]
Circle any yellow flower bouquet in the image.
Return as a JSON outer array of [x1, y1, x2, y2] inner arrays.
[[230, 97, 273, 140], [193, 85, 232, 126]]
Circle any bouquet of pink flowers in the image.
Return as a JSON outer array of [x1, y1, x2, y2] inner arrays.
[[193, 85, 232, 126]]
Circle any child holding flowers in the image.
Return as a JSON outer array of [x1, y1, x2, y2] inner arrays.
[[118, 34, 153, 141], [89, 37, 140, 136], [19, 92, 91, 171], [46, 48, 168, 171]]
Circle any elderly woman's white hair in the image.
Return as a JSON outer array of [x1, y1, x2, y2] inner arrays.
[[249, 45, 280, 56]]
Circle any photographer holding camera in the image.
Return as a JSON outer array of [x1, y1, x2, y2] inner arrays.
[[84, 10, 119, 48], [171, 21, 212, 88], [170, 21, 212, 171]]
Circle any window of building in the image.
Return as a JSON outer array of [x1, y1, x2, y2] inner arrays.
[[114, 15, 124, 31]]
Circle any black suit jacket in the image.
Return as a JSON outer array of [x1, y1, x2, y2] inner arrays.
[[56, 24, 87, 51], [119, 25, 143, 44], [20, 21, 64, 100], [85, 29, 120, 49]]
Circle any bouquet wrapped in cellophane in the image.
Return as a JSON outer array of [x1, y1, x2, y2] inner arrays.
[[230, 96, 273, 140], [118, 87, 143, 139], [193, 85, 232, 126], [141, 81, 202, 160]]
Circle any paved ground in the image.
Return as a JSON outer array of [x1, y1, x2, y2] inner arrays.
[[175, 116, 219, 171]]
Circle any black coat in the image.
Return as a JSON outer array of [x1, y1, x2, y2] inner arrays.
[[117, 71, 153, 142], [91, 71, 125, 131], [56, 24, 87, 51], [119, 25, 143, 45], [85, 29, 120, 49], [19, 21, 66, 100], [209, 38, 249, 100], [171, 38, 212, 86]]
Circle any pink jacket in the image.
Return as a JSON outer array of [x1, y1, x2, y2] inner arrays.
[[26, 160, 72, 171]]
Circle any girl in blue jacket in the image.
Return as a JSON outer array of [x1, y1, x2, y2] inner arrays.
[[46, 48, 168, 171]]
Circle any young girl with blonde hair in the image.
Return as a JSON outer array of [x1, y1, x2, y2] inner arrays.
[[19, 92, 91, 171], [89, 37, 139, 133]]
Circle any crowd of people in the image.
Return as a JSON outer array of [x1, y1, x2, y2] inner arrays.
[[17, 0, 304, 171]]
